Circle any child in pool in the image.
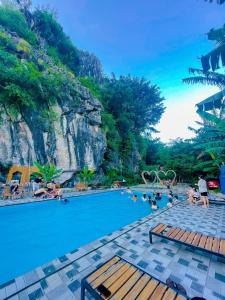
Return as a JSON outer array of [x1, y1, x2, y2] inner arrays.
[[142, 193, 147, 201], [127, 187, 132, 194], [151, 200, 158, 210], [132, 195, 137, 202], [167, 198, 173, 208], [155, 192, 162, 201]]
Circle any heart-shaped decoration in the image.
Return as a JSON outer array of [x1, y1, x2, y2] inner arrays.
[[141, 171, 157, 185], [155, 170, 176, 185]]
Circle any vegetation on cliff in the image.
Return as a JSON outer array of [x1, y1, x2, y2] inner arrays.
[[0, 2, 165, 184]]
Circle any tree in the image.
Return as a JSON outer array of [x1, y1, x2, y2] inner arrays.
[[190, 110, 225, 176], [183, 23, 225, 178], [183, 24, 225, 87], [100, 75, 165, 174], [102, 75, 165, 134], [183, 68, 225, 89], [32, 161, 63, 184], [78, 165, 95, 185], [203, 0, 225, 4]]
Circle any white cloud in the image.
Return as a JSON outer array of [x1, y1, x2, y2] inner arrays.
[[155, 85, 220, 143]]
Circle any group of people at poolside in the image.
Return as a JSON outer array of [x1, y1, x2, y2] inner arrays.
[[187, 175, 209, 208], [33, 180, 62, 199], [125, 188, 178, 210]]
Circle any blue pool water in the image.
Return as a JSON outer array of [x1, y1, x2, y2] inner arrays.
[[0, 190, 169, 283]]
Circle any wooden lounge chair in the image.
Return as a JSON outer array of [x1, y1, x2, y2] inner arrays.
[[209, 198, 225, 205], [81, 256, 188, 300], [149, 223, 225, 258]]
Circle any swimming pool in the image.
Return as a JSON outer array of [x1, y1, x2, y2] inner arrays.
[[0, 190, 170, 283]]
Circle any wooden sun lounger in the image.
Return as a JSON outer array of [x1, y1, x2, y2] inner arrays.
[[209, 198, 225, 205], [81, 256, 188, 300], [149, 223, 225, 258]]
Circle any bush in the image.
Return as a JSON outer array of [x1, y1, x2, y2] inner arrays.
[[0, 5, 37, 44], [33, 9, 80, 72], [77, 77, 101, 99]]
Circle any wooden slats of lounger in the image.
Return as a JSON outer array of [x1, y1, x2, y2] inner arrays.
[[84, 256, 187, 300], [152, 223, 168, 234], [150, 224, 225, 257], [219, 240, 225, 255]]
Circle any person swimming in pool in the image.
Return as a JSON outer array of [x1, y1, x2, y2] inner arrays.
[[142, 193, 147, 201], [126, 187, 132, 194], [60, 197, 69, 204], [132, 195, 137, 202], [155, 192, 162, 201], [167, 198, 173, 208], [148, 195, 152, 206], [151, 200, 158, 210]]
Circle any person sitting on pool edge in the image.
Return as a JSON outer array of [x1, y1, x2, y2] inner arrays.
[[33, 188, 48, 198], [151, 200, 158, 210]]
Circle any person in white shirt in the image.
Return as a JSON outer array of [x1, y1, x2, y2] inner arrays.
[[197, 175, 209, 208]]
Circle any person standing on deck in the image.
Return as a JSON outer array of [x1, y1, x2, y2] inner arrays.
[[197, 175, 209, 208]]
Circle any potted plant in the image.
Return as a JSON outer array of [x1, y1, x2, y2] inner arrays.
[[76, 166, 95, 191]]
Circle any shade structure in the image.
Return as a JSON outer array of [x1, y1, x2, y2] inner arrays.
[[196, 90, 225, 111]]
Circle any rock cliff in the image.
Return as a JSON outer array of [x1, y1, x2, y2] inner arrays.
[[0, 80, 106, 173], [0, 7, 106, 178]]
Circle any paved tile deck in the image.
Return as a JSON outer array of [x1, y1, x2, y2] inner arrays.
[[1, 200, 225, 300]]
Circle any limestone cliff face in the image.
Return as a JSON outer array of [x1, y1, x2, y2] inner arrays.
[[0, 80, 106, 173]]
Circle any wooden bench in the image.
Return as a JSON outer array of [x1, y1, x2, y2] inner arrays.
[[149, 223, 225, 258], [81, 256, 188, 299]]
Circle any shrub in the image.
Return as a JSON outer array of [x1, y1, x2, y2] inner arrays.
[[33, 9, 80, 72], [16, 38, 31, 54], [0, 4, 37, 44]]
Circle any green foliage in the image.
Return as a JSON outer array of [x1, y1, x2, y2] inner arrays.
[[0, 83, 34, 118], [102, 112, 121, 152], [191, 110, 225, 177], [102, 75, 165, 134], [0, 30, 15, 50], [32, 161, 63, 183], [0, 4, 167, 185], [0, 42, 76, 120], [0, 4, 36, 44], [78, 165, 95, 185], [77, 77, 101, 99], [208, 24, 225, 42], [16, 38, 31, 54], [100, 75, 165, 178], [33, 9, 80, 73], [183, 68, 225, 89]]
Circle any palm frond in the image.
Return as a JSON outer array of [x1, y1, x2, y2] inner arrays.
[[183, 76, 225, 88]]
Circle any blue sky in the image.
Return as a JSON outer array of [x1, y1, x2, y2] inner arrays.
[[33, 0, 224, 141]]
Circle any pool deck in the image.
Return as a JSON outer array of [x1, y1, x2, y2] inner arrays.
[[0, 199, 225, 300]]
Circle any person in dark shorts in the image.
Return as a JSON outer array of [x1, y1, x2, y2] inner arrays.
[[197, 175, 209, 208]]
